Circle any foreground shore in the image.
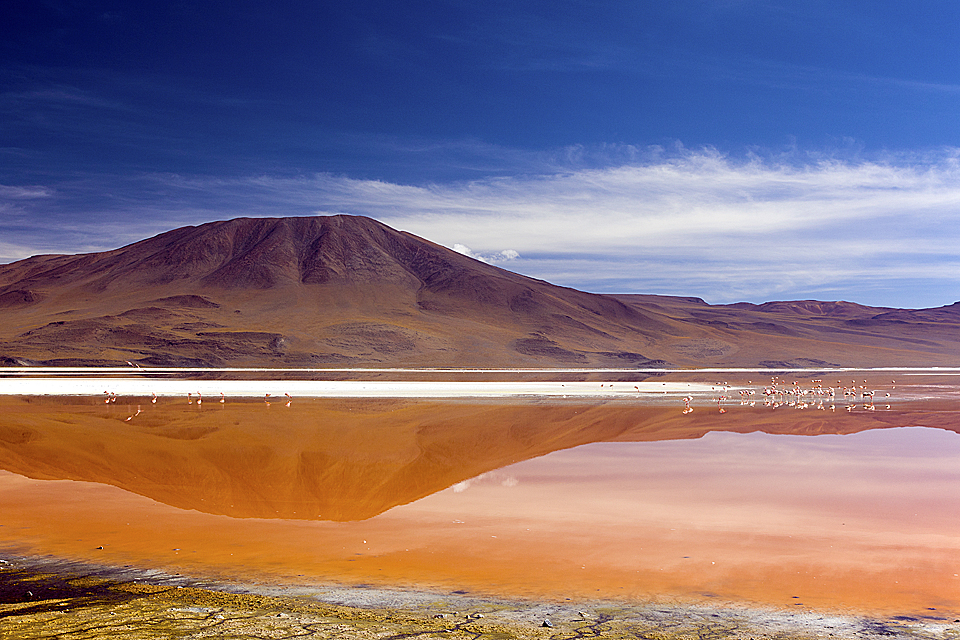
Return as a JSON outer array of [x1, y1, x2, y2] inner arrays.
[[1, 556, 957, 640]]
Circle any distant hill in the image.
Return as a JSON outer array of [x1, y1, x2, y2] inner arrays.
[[1, 215, 958, 367]]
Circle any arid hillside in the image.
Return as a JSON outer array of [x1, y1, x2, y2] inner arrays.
[[1, 215, 958, 367]]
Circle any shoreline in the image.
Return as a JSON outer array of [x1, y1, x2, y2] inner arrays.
[[5, 366, 960, 372], [0, 377, 723, 398], [2, 553, 956, 639]]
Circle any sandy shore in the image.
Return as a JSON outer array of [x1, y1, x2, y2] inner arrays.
[[1, 555, 956, 639]]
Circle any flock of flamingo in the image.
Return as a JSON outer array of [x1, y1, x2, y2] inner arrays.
[[103, 388, 293, 422], [681, 376, 895, 414]]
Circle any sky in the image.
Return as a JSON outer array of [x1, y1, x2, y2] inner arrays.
[[3, 1, 960, 308]]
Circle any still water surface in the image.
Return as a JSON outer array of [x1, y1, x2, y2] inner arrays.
[[0, 372, 957, 616]]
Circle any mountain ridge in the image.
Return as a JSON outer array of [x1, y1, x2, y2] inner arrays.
[[1, 215, 958, 368]]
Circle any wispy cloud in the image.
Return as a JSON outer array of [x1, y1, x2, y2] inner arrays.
[[3, 149, 960, 307], [701, 53, 960, 98], [0, 184, 53, 199]]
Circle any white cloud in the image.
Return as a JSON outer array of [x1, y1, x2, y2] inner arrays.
[[300, 152, 960, 251], [452, 244, 520, 264]]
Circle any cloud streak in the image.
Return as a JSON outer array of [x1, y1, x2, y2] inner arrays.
[[3, 149, 960, 307]]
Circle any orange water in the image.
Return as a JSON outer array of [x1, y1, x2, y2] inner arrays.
[[0, 382, 958, 617]]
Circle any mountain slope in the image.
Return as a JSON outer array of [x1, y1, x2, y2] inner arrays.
[[1, 215, 958, 367]]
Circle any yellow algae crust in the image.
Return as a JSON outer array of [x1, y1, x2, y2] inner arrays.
[[2, 561, 958, 639]]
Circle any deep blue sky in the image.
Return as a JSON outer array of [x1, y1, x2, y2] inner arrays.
[[3, 1, 960, 307]]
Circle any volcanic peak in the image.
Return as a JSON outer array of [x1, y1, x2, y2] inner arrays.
[[2, 214, 960, 368]]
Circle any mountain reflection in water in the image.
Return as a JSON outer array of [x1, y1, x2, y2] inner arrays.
[[2, 392, 958, 521]]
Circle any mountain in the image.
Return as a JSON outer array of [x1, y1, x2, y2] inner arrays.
[[1, 214, 959, 367]]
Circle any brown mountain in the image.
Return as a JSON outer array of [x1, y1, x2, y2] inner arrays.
[[1, 214, 958, 367]]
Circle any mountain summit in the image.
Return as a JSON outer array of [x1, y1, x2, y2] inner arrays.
[[1, 215, 958, 367]]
